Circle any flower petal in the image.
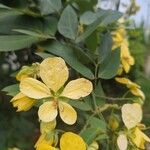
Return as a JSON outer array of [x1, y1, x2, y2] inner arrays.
[[11, 92, 26, 102], [117, 134, 128, 150], [115, 77, 140, 89], [35, 135, 53, 148], [36, 144, 57, 150], [132, 127, 150, 149], [40, 57, 69, 92], [130, 88, 145, 100], [35, 134, 57, 150], [59, 101, 77, 125], [61, 78, 93, 99], [121, 59, 130, 73], [11, 92, 36, 111], [38, 101, 58, 122], [20, 78, 51, 99], [121, 103, 142, 129], [60, 132, 86, 150], [115, 77, 130, 85]]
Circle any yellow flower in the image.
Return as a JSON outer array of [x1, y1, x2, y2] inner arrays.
[[117, 134, 128, 150], [16, 63, 39, 81], [132, 127, 150, 149], [35, 135, 57, 150], [121, 103, 142, 129], [112, 28, 134, 73], [115, 77, 145, 100], [112, 28, 126, 50], [60, 132, 86, 150], [11, 92, 36, 111], [20, 57, 93, 125], [35, 143, 57, 150], [120, 40, 134, 73]]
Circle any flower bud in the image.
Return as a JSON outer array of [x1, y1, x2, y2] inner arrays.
[[108, 115, 119, 130]]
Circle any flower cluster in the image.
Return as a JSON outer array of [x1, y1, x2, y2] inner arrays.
[[112, 19, 150, 150], [11, 57, 93, 149], [9, 19, 149, 150], [117, 103, 150, 150], [112, 22, 134, 74]]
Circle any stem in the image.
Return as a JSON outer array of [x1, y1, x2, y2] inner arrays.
[[79, 113, 96, 134], [92, 92, 106, 122], [97, 104, 120, 112], [80, 104, 111, 134], [143, 126, 150, 130], [94, 64, 99, 87], [95, 95, 133, 101], [122, 90, 130, 98]]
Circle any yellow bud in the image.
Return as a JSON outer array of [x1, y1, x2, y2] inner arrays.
[[88, 141, 99, 150], [11, 92, 36, 112], [16, 63, 40, 81], [108, 115, 119, 130], [78, 24, 84, 34]]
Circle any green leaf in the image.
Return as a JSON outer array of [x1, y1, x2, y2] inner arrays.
[[94, 81, 106, 105], [96, 10, 122, 26], [0, 35, 39, 52], [2, 84, 19, 96], [35, 52, 54, 59], [39, 0, 62, 15], [80, 11, 97, 25], [0, 9, 22, 20], [44, 41, 94, 79], [72, 45, 95, 65], [85, 31, 98, 52], [76, 10, 122, 43], [76, 11, 106, 43], [98, 49, 120, 79], [81, 127, 100, 145], [43, 17, 58, 36], [58, 5, 78, 40], [74, 0, 98, 13], [0, 3, 11, 9], [80, 117, 106, 144], [88, 117, 106, 131], [68, 100, 92, 111], [98, 33, 112, 63], [13, 29, 54, 39], [0, 15, 43, 35]]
